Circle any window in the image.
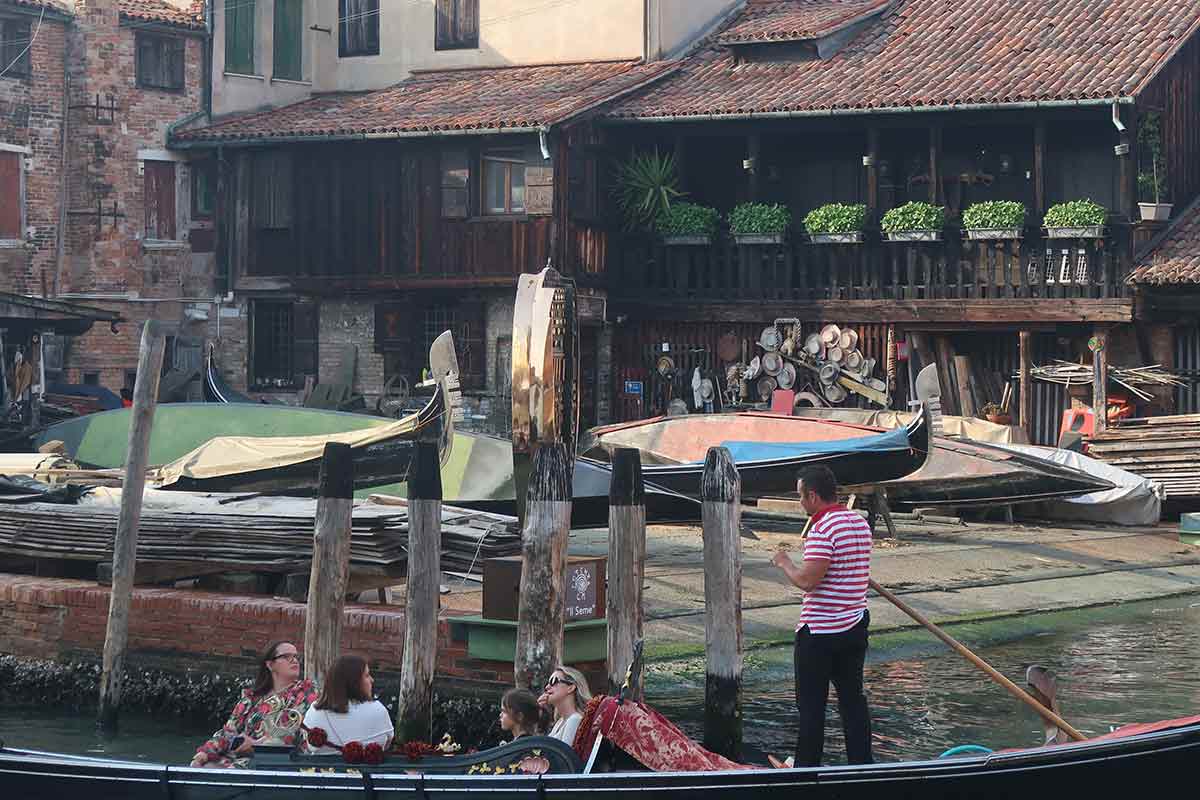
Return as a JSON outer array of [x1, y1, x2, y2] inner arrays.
[[339, 0, 379, 58], [252, 151, 293, 229], [136, 33, 185, 91], [0, 151, 21, 239], [83, 372, 100, 386], [224, 0, 256, 74], [436, 0, 479, 50], [441, 148, 469, 219], [423, 303, 485, 390], [144, 161, 177, 240], [251, 300, 318, 389], [483, 150, 526, 215], [273, 0, 303, 80], [0, 17, 31, 77], [191, 159, 216, 219]]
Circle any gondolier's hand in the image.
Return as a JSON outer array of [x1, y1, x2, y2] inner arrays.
[[771, 549, 797, 572], [189, 752, 209, 767], [234, 737, 257, 755]]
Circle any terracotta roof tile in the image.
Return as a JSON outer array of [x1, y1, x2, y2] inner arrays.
[[717, 0, 891, 44], [607, 0, 1200, 119], [6, 0, 73, 14], [1128, 201, 1200, 285], [175, 60, 675, 144], [118, 0, 205, 30]]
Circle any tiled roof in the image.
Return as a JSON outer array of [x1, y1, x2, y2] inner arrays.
[[118, 0, 205, 30], [606, 0, 1200, 120], [1128, 201, 1200, 285], [717, 0, 891, 44], [175, 60, 675, 144], [5, 0, 73, 14]]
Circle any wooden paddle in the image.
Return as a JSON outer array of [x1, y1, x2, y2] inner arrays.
[[869, 579, 1086, 742]]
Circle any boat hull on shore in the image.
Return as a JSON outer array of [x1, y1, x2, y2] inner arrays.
[[3, 718, 1199, 799]]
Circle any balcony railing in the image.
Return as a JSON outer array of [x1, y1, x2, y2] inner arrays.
[[608, 232, 1134, 303]]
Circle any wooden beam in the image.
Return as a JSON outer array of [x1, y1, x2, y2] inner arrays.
[[1019, 329, 1033, 439], [1118, 106, 1138, 222], [747, 133, 761, 202], [701, 446, 742, 761], [609, 298, 1135, 325], [1033, 123, 1046, 217], [866, 128, 880, 220], [929, 125, 943, 205], [606, 448, 645, 700], [1092, 326, 1110, 434], [98, 320, 166, 733]]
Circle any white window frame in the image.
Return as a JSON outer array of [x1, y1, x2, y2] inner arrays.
[[0, 142, 30, 248]]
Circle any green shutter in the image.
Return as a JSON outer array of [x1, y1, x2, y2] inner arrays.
[[225, 0, 256, 75], [273, 0, 302, 80]]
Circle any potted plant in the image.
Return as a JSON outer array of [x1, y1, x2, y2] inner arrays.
[[1137, 112, 1172, 222], [728, 203, 791, 245], [962, 200, 1026, 240], [658, 202, 720, 245], [881, 201, 945, 241], [1044, 199, 1107, 238], [613, 149, 683, 232], [804, 203, 867, 244]]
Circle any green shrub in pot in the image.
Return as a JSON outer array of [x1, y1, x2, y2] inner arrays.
[[962, 201, 1026, 230], [612, 149, 682, 232], [728, 202, 792, 236], [658, 202, 721, 239], [803, 203, 867, 235], [1043, 199, 1107, 228], [880, 201, 945, 233]]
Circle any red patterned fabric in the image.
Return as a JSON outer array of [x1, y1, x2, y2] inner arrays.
[[593, 697, 755, 772]]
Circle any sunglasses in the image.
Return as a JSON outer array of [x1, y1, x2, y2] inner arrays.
[[544, 675, 575, 690], [270, 652, 301, 663]]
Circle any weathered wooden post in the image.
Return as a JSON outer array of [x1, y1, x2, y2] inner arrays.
[[98, 320, 165, 732], [607, 448, 645, 699], [1019, 329, 1033, 438], [1092, 326, 1110, 434], [701, 446, 743, 760], [396, 440, 442, 743], [514, 442, 572, 691], [304, 442, 354, 688]]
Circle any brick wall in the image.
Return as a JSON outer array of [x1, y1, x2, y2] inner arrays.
[[0, 11, 69, 295], [319, 297, 386, 404], [0, 573, 606, 693]]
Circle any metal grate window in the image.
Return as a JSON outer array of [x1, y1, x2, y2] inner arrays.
[[252, 301, 294, 387]]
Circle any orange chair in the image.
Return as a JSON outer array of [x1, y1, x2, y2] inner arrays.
[[1060, 407, 1096, 440]]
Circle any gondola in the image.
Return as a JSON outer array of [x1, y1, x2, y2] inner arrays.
[[579, 405, 931, 501], [202, 345, 255, 404], [2, 711, 1198, 799]]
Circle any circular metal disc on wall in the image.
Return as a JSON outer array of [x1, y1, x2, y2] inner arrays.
[[759, 326, 783, 352], [756, 376, 778, 401], [777, 362, 797, 390], [761, 351, 784, 376]]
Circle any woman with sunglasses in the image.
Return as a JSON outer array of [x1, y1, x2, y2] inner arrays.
[[190, 641, 319, 768], [538, 666, 592, 746]]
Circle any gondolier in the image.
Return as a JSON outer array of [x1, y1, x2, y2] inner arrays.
[[771, 465, 873, 767]]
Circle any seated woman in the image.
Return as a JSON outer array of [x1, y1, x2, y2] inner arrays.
[[302, 654, 394, 755], [538, 666, 592, 747], [499, 688, 542, 742], [191, 641, 319, 768]]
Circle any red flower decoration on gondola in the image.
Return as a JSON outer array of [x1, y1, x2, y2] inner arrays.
[[364, 743, 386, 765], [342, 741, 366, 764], [396, 740, 439, 760], [305, 726, 329, 748]]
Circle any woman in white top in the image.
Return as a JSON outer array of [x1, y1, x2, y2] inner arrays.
[[302, 655, 394, 755], [538, 666, 592, 747]]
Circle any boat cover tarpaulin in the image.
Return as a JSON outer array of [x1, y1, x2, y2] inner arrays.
[[718, 425, 911, 464], [151, 403, 437, 488], [997, 444, 1164, 526], [0, 475, 84, 505], [794, 408, 1028, 444], [590, 697, 753, 772]]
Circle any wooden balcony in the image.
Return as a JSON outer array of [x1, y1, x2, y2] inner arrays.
[[606, 231, 1136, 323]]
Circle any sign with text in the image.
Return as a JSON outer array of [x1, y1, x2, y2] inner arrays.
[[624, 380, 643, 396]]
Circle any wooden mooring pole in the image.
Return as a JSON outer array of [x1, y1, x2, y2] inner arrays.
[[607, 448, 645, 699], [514, 443, 573, 692], [98, 321, 165, 732], [304, 442, 354, 688], [701, 446, 743, 760], [396, 440, 442, 744]]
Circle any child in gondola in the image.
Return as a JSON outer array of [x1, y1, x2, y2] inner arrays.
[[499, 688, 542, 742]]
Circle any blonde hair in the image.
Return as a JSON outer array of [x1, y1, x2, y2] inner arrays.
[[555, 666, 592, 715]]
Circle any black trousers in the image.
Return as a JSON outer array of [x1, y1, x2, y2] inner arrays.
[[793, 611, 873, 767]]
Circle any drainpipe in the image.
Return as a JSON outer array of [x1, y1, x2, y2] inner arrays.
[[203, 0, 213, 119], [53, 59, 69, 297]]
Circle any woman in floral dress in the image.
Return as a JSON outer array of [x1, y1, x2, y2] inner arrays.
[[190, 640, 319, 768]]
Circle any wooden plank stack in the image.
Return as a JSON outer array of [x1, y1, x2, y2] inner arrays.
[[1088, 413, 1200, 501], [0, 498, 521, 577]]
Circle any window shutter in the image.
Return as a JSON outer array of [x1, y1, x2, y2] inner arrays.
[[273, 0, 303, 80], [435, 0, 453, 49], [253, 151, 293, 229], [225, 0, 255, 74], [440, 148, 469, 218], [144, 161, 176, 240], [339, 0, 379, 57], [459, 0, 479, 47], [169, 38, 185, 89], [0, 152, 21, 239], [2, 20, 32, 76], [291, 301, 319, 384], [136, 34, 155, 86]]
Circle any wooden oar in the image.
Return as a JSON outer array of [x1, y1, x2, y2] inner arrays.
[[869, 578, 1086, 742]]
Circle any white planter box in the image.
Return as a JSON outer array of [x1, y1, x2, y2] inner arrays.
[[662, 235, 712, 246], [809, 231, 864, 244], [734, 233, 785, 245], [965, 227, 1022, 240], [884, 230, 942, 242], [1138, 203, 1173, 222], [1045, 225, 1105, 239]]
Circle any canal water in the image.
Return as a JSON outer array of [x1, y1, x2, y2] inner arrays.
[[3, 596, 1198, 765]]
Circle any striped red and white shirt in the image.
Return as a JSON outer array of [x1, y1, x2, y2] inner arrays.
[[798, 505, 871, 634]]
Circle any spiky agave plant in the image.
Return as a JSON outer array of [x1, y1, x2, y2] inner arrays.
[[613, 149, 683, 232]]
